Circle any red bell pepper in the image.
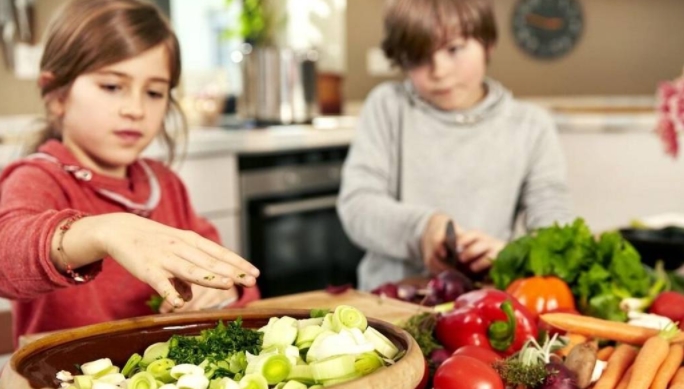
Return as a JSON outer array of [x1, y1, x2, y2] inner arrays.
[[434, 289, 538, 356]]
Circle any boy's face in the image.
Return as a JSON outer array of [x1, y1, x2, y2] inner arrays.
[[52, 44, 171, 178], [407, 36, 489, 111]]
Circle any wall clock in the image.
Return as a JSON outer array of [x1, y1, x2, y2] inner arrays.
[[512, 0, 584, 60]]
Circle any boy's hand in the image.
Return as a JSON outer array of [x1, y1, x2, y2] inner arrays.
[[456, 230, 504, 272], [95, 213, 260, 310], [420, 213, 456, 275]]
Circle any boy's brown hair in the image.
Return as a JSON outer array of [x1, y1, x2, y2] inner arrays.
[[382, 0, 498, 69], [33, 0, 185, 163]]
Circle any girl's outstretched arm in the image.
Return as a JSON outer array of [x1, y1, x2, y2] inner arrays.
[[51, 212, 260, 309]]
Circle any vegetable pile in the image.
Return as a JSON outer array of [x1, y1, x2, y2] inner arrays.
[[55, 305, 403, 389], [490, 218, 661, 322]]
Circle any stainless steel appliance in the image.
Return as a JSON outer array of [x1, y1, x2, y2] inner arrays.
[[239, 147, 364, 297], [238, 46, 318, 125]]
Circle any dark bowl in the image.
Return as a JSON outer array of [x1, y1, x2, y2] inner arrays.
[[619, 226, 684, 270], [1, 309, 424, 389]]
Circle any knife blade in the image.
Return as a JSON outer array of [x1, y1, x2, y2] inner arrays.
[[444, 220, 485, 281]]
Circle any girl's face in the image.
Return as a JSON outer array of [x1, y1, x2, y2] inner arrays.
[[407, 36, 489, 111], [52, 44, 171, 178]]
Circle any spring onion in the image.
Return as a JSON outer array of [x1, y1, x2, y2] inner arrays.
[[81, 358, 113, 376], [128, 371, 159, 389], [332, 305, 367, 332]]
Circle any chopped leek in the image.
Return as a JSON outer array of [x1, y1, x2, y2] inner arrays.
[[246, 354, 291, 385], [310, 355, 356, 382], [281, 380, 307, 389], [140, 342, 170, 367], [297, 318, 323, 329], [81, 358, 113, 376], [128, 371, 159, 389], [170, 364, 205, 379], [95, 373, 126, 385], [286, 365, 314, 385], [122, 353, 143, 377], [363, 326, 398, 359], [239, 373, 269, 389], [158, 384, 180, 389], [74, 375, 93, 389], [354, 352, 384, 375], [332, 306, 367, 332], [147, 358, 175, 383], [91, 382, 119, 389], [261, 316, 298, 349], [176, 373, 210, 389]]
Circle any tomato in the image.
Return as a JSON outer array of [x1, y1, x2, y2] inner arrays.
[[414, 358, 429, 389], [452, 345, 502, 365], [433, 355, 504, 389]]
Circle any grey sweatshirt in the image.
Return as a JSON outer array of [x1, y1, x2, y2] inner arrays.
[[337, 78, 574, 291]]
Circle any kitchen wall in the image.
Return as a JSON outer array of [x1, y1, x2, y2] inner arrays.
[[3, 0, 684, 116], [345, 0, 684, 101]]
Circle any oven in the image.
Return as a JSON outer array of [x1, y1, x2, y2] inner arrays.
[[238, 147, 364, 298]]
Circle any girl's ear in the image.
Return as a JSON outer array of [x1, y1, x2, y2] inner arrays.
[[39, 71, 66, 117]]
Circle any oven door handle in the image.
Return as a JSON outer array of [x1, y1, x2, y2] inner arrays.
[[262, 195, 338, 218]]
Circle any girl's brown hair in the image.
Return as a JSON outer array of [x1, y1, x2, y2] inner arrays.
[[33, 0, 185, 164], [382, 0, 498, 69]]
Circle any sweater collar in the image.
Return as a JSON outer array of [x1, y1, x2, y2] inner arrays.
[[36, 140, 157, 212], [403, 77, 510, 125]]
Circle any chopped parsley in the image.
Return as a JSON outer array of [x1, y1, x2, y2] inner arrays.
[[167, 318, 262, 365]]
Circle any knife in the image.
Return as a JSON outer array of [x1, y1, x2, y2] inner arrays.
[[444, 220, 484, 280]]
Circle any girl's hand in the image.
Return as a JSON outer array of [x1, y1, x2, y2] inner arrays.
[[456, 230, 505, 273], [420, 213, 456, 275], [59, 213, 259, 309], [160, 284, 239, 313]]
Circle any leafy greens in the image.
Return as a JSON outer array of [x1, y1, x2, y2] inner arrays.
[[490, 218, 652, 321]]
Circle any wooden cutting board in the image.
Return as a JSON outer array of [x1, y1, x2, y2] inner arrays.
[[247, 289, 432, 324]]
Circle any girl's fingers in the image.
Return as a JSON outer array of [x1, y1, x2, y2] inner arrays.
[[168, 242, 258, 286], [470, 256, 494, 272], [146, 272, 185, 310], [189, 232, 260, 277], [459, 239, 489, 264], [171, 278, 193, 302]]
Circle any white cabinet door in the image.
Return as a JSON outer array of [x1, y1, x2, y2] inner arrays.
[[209, 212, 242, 255], [175, 154, 239, 215]]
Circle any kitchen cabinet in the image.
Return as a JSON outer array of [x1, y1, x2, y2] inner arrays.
[[174, 152, 242, 253]]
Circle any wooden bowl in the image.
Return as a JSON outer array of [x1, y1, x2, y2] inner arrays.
[[0, 308, 424, 389]]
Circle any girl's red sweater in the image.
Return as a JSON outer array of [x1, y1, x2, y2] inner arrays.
[[0, 140, 259, 345]]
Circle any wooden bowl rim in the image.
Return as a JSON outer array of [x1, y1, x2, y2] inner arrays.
[[9, 308, 424, 389]]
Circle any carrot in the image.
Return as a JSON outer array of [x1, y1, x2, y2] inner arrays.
[[650, 343, 683, 389], [558, 333, 589, 357], [594, 344, 639, 389], [616, 365, 634, 389], [540, 313, 661, 345], [597, 346, 616, 361], [626, 334, 671, 389], [669, 366, 684, 389]]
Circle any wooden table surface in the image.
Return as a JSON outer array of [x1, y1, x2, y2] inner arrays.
[[247, 289, 431, 325]]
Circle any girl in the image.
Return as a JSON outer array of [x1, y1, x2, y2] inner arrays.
[[337, 0, 574, 291], [0, 0, 260, 345]]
